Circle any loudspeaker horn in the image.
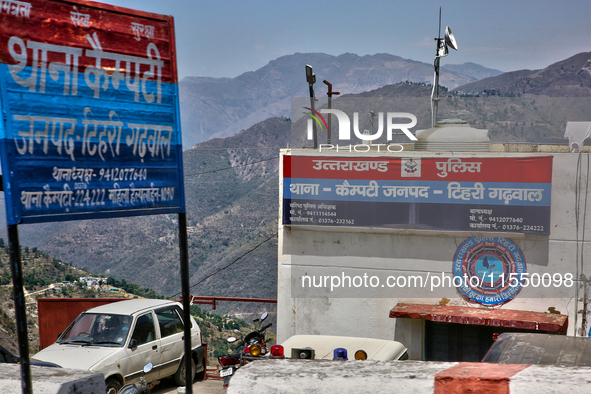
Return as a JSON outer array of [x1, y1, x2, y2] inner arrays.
[[445, 26, 458, 51]]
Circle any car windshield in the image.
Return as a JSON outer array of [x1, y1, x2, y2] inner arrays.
[[58, 313, 132, 347]]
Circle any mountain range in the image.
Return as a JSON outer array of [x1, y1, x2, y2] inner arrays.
[[179, 52, 502, 148], [454, 51, 591, 97]]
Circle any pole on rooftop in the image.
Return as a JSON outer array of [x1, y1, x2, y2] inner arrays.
[[323, 80, 340, 145], [305, 65, 318, 148]]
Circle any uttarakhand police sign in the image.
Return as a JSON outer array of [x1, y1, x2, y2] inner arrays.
[[0, 0, 184, 224], [283, 155, 552, 235]]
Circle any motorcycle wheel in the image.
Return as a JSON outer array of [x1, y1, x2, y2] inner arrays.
[[174, 356, 196, 386], [105, 378, 121, 394], [223, 374, 232, 388], [117, 383, 137, 394]]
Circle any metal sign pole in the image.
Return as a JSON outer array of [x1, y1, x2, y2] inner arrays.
[[305, 65, 318, 149], [8, 224, 32, 394], [179, 212, 193, 394], [323, 80, 340, 145], [309, 87, 317, 149]]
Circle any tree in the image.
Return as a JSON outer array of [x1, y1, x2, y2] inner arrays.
[[0, 272, 11, 285]]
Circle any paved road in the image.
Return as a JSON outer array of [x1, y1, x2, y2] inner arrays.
[[151, 377, 225, 394]]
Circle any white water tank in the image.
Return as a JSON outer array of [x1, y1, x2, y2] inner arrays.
[[414, 119, 490, 151]]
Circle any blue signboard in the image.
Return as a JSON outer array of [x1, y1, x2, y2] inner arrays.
[[0, 1, 184, 224]]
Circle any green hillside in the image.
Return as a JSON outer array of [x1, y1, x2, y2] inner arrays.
[[3, 117, 288, 320], [0, 242, 265, 359]]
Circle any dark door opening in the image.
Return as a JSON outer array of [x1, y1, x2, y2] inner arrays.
[[425, 321, 548, 362]]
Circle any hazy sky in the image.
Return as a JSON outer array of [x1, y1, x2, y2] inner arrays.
[[99, 0, 591, 80]]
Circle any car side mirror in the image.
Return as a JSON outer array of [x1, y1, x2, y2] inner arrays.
[[129, 339, 138, 349]]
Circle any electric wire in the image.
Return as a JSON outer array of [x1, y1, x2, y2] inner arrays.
[[188, 147, 289, 151], [172, 232, 278, 298], [183, 156, 279, 177]]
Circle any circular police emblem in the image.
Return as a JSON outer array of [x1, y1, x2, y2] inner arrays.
[[453, 237, 526, 305]]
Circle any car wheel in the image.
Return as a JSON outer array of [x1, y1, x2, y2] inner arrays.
[[105, 378, 121, 394], [174, 356, 196, 386], [194, 355, 207, 382]]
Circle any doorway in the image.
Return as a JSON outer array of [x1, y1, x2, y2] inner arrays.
[[425, 321, 544, 362]]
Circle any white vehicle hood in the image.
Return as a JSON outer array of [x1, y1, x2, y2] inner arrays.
[[32, 343, 121, 371]]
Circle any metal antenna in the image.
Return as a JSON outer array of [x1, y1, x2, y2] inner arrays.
[[431, 7, 442, 128], [305, 65, 317, 148], [431, 7, 458, 128], [438, 6, 442, 43]]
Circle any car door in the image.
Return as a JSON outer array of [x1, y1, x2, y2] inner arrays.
[[155, 306, 185, 379], [122, 311, 161, 384]]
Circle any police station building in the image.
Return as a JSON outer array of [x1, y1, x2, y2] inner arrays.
[[277, 119, 591, 362]]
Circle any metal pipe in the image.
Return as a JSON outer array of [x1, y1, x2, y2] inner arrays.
[[189, 296, 277, 303], [8, 224, 32, 394], [178, 212, 193, 394], [431, 56, 441, 128]]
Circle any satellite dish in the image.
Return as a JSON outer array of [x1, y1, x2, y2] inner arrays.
[[445, 26, 458, 51]]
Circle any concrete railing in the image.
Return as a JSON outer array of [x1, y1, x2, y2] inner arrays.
[[227, 359, 591, 393], [0, 364, 105, 394]]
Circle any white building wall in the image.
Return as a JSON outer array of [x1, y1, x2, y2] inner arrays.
[[277, 147, 591, 358]]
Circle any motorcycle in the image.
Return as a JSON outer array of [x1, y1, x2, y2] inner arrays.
[[217, 311, 272, 387], [118, 362, 159, 394]]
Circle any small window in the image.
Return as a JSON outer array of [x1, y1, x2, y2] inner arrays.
[[156, 308, 184, 338], [59, 314, 95, 341], [175, 306, 193, 328], [93, 314, 131, 345], [131, 313, 156, 345]]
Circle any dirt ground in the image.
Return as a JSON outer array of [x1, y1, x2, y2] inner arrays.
[[151, 376, 226, 393]]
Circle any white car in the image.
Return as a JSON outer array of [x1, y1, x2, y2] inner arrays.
[[32, 299, 205, 394]]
